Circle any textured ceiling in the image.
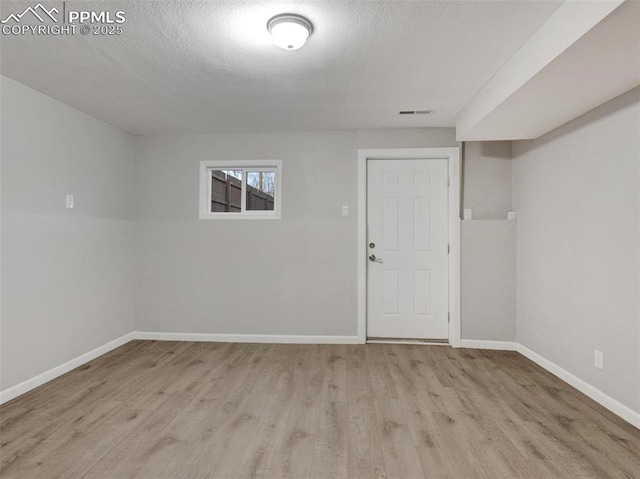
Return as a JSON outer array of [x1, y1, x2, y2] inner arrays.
[[0, 0, 563, 134]]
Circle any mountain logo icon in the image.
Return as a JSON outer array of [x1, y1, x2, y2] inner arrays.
[[1, 3, 59, 24]]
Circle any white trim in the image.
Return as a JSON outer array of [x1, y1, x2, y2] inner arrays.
[[199, 159, 282, 220], [517, 344, 640, 430], [135, 332, 360, 344], [0, 331, 359, 403], [357, 153, 368, 343], [2, 331, 638, 429], [367, 339, 450, 346], [356, 147, 461, 347], [446, 152, 461, 347], [459, 340, 518, 351], [0, 332, 137, 405]]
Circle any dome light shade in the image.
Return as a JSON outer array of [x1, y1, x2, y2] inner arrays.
[[267, 14, 313, 50]]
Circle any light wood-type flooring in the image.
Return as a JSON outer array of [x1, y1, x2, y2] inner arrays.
[[1, 341, 639, 478]]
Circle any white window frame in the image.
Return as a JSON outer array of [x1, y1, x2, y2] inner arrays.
[[199, 160, 282, 220]]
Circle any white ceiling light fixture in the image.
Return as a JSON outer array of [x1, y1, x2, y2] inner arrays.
[[267, 14, 313, 50]]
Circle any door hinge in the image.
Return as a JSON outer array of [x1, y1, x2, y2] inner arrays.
[[447, 244, 450, 254], [447, 176, 450, 187], [448, 312, 450, 323]]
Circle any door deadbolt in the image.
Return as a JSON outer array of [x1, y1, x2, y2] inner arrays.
[[369, 242, 375, 249]]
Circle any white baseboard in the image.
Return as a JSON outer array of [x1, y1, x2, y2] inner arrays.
[[517, 344, 640, 430], [0, 331, 358, 404], [459, 339, 518, 351], [135, 331, 361, 344], [3, 332, 638, 430], [0, 331, 137, 405], [367, 339, 450, 346]]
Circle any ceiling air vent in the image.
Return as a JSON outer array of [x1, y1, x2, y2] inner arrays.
[[398, 110, 433, 115]]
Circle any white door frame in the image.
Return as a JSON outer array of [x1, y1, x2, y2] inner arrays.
[[357, 148, 461, 346]]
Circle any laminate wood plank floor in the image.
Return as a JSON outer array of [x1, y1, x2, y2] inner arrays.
[[1, 341, 639, 478]]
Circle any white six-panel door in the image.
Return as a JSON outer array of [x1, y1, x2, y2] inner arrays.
[[366, 159, 449, 340]]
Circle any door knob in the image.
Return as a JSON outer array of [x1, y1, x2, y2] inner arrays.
[[369, 254, 383, 263]]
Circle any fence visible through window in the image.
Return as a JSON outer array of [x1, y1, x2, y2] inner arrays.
[[211, 170, 275, 212]]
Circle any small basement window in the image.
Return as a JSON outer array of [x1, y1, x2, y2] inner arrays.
[[199, 160, 282, 219]]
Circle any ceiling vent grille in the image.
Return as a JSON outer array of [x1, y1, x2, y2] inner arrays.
[[398, 110, 433, 115]]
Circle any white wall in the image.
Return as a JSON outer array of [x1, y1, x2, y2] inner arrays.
[[1, 76, 135, 390], [513, 87, 640, 412]]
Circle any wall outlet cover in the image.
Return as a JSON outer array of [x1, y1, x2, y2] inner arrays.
[[594, 350, 604, 370]]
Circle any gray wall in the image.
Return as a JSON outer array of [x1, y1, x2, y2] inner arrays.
[[134, 127, 514, 343], [461, 220, 516, 341], [460, 140, 516, 342], [1, 76, 135, 390], [463, 141, 512, 220], [3, 74, 638, 418], [134, 131, 358, 336], [355, 128, 457, 149], [356, 129, 518, 343], [134, 129, 459, 336], [0, 78, 506, 389], [512, 87, 640, 412]]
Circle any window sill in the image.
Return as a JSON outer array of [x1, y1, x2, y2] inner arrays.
[[199, 213, 281, 220]]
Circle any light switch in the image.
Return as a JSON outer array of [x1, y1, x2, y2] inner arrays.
[[66, 194, 74, 209], [341, 206, 349, 217], [463, 208, 472, 220]]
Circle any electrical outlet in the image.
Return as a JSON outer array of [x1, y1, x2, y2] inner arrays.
[[66, 194, 74, 209], [594, 350, 604, 370]]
